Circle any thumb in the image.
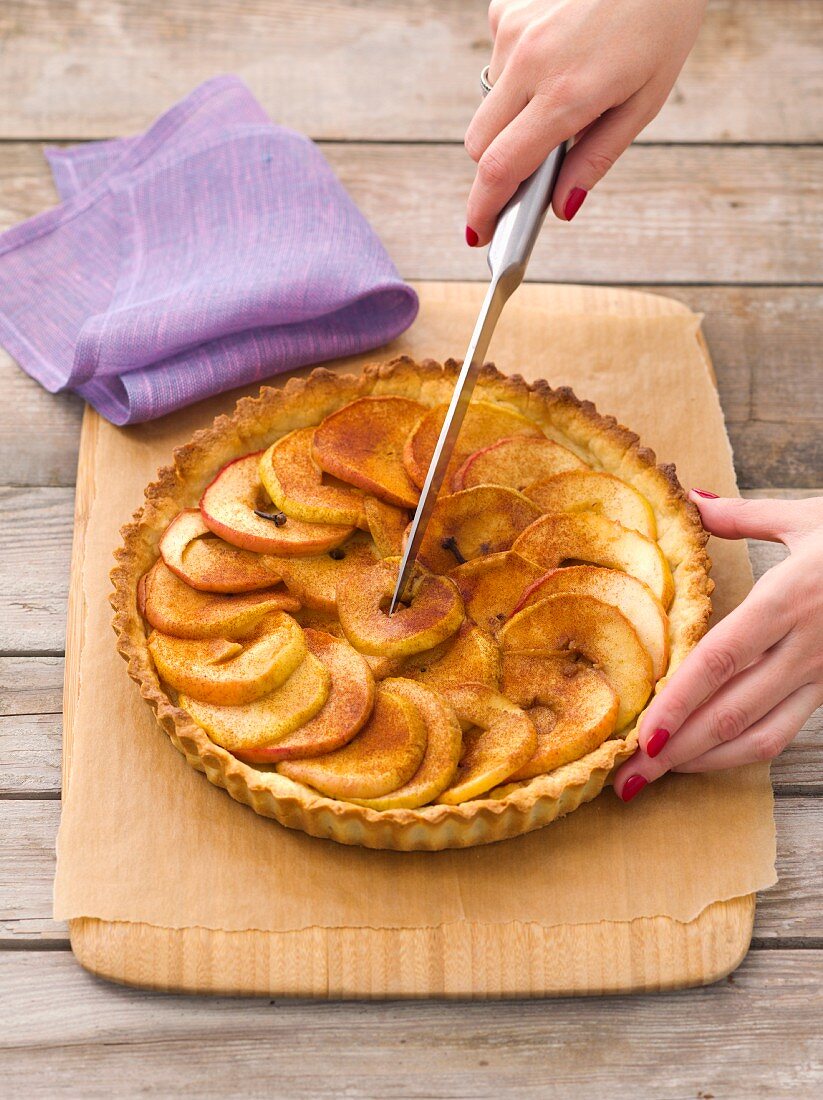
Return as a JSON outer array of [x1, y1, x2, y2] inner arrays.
[[689, 492, 798, 544]]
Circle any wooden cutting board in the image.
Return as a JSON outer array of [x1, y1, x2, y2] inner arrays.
[[62, 283, 756, 998]]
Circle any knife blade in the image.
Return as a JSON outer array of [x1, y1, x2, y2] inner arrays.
[[389, 93, 567, 612]]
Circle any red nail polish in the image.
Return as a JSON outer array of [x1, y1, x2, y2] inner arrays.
[[646, 728, 670, 758], [692, 489, 719, 499], [620, 775, 648, 802], [564, 188, 587, 221], [465, 226, 479, 247]]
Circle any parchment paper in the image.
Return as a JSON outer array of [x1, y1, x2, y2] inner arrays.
[[54, 283, 776, 931]]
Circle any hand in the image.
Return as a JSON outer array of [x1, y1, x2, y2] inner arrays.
[[464, 0, 706, 244], [614, 492, 823, 802]]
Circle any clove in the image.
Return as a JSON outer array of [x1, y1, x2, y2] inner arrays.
[[254, 509, 287, 526], [440, 536, 466, 564]]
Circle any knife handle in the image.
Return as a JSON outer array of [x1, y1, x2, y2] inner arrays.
[[479, 65, 567, 293], [487, 142, 567, 290]]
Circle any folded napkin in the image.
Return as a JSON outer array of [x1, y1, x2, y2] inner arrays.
[[0, 76, 418, 424]]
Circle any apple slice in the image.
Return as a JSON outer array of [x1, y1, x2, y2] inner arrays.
[[500, 652, 619, 778], [500, 593, 654, 729], [141, 560, 299, 639], [524, 469, 657, 538], [436, 684, 537, 804], [147, 612, 306, 706], [201, 452, 354, 556], [363, 496, 409, 558], [277, 685, 428, 799], [450, 551, 545, 636], [259, 428, 367, 527], [403, 400, 543, 489], [297, 616, 405, 681], [234, 629, 375, 763], [417, 486, 542, 574], [273, 532, 381, 613], [400, 621, 500, 692], [337, 558, 464, 658], [160, 509, 282, 593], [312, 395, 425, 508], [452, 434, 586, 492], [515, 565, 669, 680], [512, 511, 674, 608], [347, 678, 462, 809], [179, 651, 331, 753]]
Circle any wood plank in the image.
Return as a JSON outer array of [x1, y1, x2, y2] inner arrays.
[[0, 487, 72, 655], [1, 143, 821, 284], [2, 485, 816, 658], [0, 1, 819, 143], [1, 950, 821, 1097], [1, 286, 821, 490], [2, 797, 819, 945], [0, 655, 63, 713]]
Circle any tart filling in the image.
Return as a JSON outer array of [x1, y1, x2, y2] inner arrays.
[[112, 358, 712, 850]]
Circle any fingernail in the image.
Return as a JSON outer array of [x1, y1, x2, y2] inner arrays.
[[620, 775, 648, 803], [646, 728, 670, 758], [465, 225, 479, 247], [564, 188, 587, 221], [692, 488, 719, 499]]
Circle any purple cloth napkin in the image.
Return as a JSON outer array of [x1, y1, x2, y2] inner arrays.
[[0, 76, 418, 425]]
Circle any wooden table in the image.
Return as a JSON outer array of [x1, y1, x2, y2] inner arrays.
[[1, 2, 821, 1095]]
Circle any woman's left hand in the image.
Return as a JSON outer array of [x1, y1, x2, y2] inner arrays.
[[614, 492, 823, 802]]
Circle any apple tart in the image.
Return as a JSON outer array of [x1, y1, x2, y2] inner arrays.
[[112, 357, 712, 850]]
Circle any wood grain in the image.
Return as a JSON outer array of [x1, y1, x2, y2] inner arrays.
[[2, 285, 822, 490], [2, 797, 819, 945], [1, 142, 821, 284], [0, 1, 819, 143], [1, 949, 822, 1098], [0, 485, 813, 657]]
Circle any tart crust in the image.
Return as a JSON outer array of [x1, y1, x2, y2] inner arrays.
[[111, 357, 713, 850]]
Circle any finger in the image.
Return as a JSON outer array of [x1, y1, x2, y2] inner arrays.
[[467, 94, 587, 244], [464, 66, 529, 165], [629, 633, 808, 785], [672, 682, 823, 773], [634, 569, 794, 750], [551, 89, 661, 220], [688, 493, 797, 544]]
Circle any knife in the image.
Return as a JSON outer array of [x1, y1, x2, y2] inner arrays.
[[389, 67, 567, 612]]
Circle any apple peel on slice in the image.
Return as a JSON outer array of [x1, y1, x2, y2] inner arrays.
[[500, 592, 654, 730], [259, 428, 367, 528], [417, 486, 542, 574], [147, 612, 307, 706], [160, 509, 283, 593], [512, 511, 674, 608], [337, 558, 464, 658], [346, 678, 462, 810], [140, 560, 299, 640], [201, 452, 354, 556], [525, 469, 657, 538], [234, 629, 375, 763], [179, 651, 331, 754], [515, 565, 670, 681], [400, 621, 500, 692], [500, 652, 619, 779], [313, 395, 425, 509], [452, 434, 586, 492], [436, 684, 537, 804], [403, 400, 543, 490], [277, 685, 428, 800], [450, 551, 545, 636]]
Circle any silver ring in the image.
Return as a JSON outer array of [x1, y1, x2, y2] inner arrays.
[[480, 65, 493, 97]]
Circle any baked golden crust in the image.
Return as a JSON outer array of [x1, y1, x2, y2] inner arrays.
[[111, 357, 713, 850]]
